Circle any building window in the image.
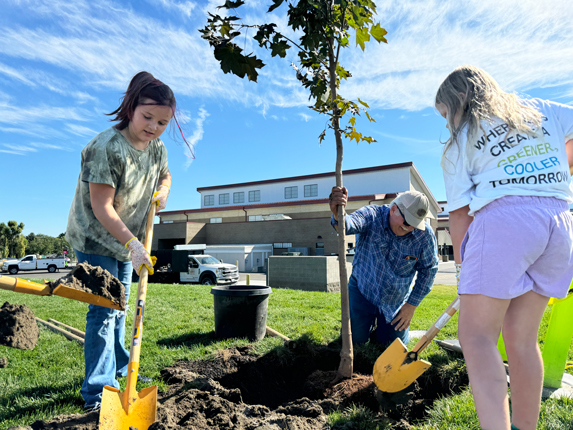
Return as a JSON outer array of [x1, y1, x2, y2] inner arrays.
[[249, 190, 260, 202], [233, 192, 244, 204], [204, 195, 214, 206], [304, 184, 318, 197], [219, 193, 229, 205], [210, 217, 222, 223], [315, 242, 324, 249], [284, 186, 298, 199], [162, 220, 174, 224], [249, 215, 263, 221], [273, 242, 292, 248]]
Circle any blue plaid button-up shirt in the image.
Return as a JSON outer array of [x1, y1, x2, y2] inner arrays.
[[332, 204, 439, 323]]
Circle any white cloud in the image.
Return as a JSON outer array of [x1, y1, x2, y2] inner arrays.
[[151, 0, 196, 17], [299, 113, 312, 122], [66, 124, 99, 137], [30, 142, 74, 151], [2, 144, 38, 155], [0, 0, 572, 119], [0, 102, 90, 124], [184, 107, 210, 168]]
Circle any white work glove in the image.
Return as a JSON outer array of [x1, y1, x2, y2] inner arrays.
[[152, 184, 170, 212], [455, 263, 462, 287], [125, 238, 156, 275]]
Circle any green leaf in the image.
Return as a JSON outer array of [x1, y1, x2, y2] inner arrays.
[[270, 40, 290, 58], [355, 27, 370, 51], [267, 0, 285, 13], [358, 98, 369, 108], [318, 130, 326, 145], [349, 117, 356, 126], [213, 42, 265, 82], [217, 0, 245, 9], [220, 23, 232, 37], [363, 136, 377, 144], [365, 111, 376, 123], [370, 23, 388, 43]]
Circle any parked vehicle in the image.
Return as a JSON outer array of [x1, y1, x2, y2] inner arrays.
[[148, 249, 239, 285], [1, 254, 67, 275]]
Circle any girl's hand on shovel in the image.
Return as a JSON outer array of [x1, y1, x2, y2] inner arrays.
[[125, 238, 156, 275], [152, 184, 170, 213], [391, 302, 417, 331]]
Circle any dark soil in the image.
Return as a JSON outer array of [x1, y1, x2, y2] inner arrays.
[[13, 342, 468, 430], [0, 356, 7, 367], [49, 262, 126, 309], [0, 302, 39, 350]]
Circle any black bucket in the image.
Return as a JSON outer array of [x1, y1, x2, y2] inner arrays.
[[211, 285, 272, 341]]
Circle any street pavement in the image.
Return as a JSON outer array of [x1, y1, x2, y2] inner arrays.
[[3, 261, 457, 286]]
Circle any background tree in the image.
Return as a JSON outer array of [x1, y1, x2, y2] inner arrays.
[[201, 0, 386, 381], [0, 221, 26, 258]]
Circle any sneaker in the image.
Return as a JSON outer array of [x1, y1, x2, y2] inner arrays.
[[137, 374, 152, 383], [84, 402, 101, 412]]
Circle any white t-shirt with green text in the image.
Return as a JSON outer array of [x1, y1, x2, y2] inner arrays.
[[443, 99, 573, 215]]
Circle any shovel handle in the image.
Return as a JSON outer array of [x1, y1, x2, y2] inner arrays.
[[0, 275, 51, 296], [124, 204, 156, 406], [411, 295, 460, 355]]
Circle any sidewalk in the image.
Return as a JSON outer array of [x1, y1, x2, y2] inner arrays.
[[237, 260, 457, 287]]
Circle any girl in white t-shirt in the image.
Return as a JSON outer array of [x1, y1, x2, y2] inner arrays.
[[436, 65, 573, 430]]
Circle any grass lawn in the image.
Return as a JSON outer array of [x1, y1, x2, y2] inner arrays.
[[0, 281, 572, 429]]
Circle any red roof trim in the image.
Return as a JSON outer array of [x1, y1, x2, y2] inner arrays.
[[196, 162, 413, 192], [159, 193, 396, 216]]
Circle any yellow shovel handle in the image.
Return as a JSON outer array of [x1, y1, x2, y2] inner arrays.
[[0, 275, 51, 295], [124, 204, 155, 404]]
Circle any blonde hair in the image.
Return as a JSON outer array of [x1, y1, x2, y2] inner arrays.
[[435, 65, 542, 167]]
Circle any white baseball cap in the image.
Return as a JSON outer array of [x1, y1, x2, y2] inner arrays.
[[393, 191, 430, 231]]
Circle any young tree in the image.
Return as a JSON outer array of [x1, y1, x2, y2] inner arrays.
[[201, 0, 386, 381]]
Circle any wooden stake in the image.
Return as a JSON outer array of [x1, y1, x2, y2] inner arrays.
[[36, 318, 84, 345]]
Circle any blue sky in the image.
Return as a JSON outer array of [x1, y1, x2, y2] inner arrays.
[[1, 0, 572, 237]]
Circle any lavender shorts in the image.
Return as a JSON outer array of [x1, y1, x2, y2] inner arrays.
[[459, 196, 573, 299]]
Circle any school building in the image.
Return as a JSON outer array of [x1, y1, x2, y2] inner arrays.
[[152, 162, 442, 272]]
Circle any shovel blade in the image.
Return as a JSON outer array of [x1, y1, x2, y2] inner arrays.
[[99, 385, 157, 430], [53, 284, 124, 310], [373, 338, 431, 393]]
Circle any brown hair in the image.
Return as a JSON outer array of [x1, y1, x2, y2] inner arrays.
[[107, 71, 176, 130]]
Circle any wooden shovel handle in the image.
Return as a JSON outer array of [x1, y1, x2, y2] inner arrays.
[[411, 295, 460, 355], [125, 204, 156, 399]]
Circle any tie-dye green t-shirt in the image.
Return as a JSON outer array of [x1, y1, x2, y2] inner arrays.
[[66, 127, 169, 261]]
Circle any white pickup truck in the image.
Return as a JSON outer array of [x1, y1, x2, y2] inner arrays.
[[1, 254, 66, 275], [181, 254, 239, 285]]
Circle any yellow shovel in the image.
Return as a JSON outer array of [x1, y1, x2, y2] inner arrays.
[[0, 274, 124, 310], [373, 296, 460, 393], [99, 205, 157, 430]]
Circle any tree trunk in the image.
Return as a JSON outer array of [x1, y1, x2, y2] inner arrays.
[[328, 35, 353, 383]]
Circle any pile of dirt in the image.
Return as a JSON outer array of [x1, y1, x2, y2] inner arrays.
[[10, 343, 469, 429], [48, 263, 126, 309], [0, 302, 39, 350]]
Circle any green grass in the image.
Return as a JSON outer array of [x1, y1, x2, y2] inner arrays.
[[0, 282, 571, 429]]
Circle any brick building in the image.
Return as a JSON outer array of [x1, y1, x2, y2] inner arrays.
[[153, 162, 441, 271]]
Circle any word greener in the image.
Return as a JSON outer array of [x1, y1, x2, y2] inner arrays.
[[497, 143, 559, 166]]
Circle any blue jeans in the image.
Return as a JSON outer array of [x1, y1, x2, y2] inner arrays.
[[75, 250, 132, 408], [348, 275, 409, 346]]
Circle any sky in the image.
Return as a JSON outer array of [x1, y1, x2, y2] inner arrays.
[[1, 0, 572, 237]]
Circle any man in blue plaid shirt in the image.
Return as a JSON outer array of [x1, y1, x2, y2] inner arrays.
[[330, 187, 439, 345]]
